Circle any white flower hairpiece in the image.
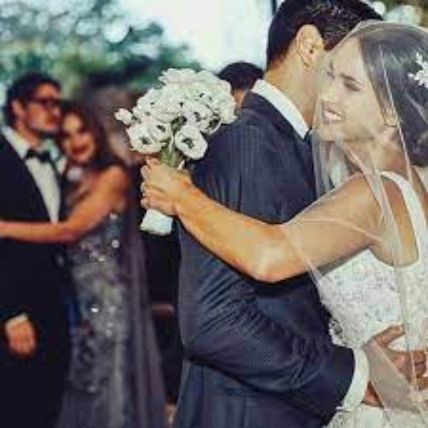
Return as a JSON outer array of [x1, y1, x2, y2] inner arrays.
[[409, 53, 428, 89]]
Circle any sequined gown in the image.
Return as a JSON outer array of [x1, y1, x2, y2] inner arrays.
[[58, 181, 167, 428]]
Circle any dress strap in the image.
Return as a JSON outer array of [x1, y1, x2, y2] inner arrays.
[[380, 171, 427, 255]]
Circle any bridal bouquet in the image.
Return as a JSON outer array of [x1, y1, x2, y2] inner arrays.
[[115, 68, 236, 235]]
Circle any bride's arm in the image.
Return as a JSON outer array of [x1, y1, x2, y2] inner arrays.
[[0, 166, 130, 244], [144, 163, 390, 283]]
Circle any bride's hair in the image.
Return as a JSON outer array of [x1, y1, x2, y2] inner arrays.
[[356, 23, 428, 167]]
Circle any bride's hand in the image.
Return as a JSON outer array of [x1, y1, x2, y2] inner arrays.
[[140, 158, 193, 216]]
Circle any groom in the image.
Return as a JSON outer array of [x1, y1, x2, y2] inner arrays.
[[153, 2, 416, 427]]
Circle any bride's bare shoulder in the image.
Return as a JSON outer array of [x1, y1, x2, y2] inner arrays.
[[333, 172, 405, 208]]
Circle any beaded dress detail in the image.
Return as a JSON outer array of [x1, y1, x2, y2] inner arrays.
[[58, 171, 167, 428]]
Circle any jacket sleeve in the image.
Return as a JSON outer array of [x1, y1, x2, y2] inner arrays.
[[179, 125, 356, 420], [0, 240, 28, 324]]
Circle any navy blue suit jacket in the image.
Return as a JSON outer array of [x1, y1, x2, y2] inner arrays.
[[175, 93, 355, 428]]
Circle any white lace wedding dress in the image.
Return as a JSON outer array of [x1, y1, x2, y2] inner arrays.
[[317, 172, 428, 427]]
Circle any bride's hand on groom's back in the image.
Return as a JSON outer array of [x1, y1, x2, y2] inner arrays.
[[372, 325, 427, 380], [363, 325, 428, 409]]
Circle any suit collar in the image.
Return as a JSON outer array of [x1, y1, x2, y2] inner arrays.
[[251, 80, 309, 139], [242, 92, 303, 140]]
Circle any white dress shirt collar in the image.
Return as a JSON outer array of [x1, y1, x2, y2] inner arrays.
[[3, 125, 66, 171], [252, 79, 309, 139], [2, 126, 32, 159], [2, 126, 61, 222]]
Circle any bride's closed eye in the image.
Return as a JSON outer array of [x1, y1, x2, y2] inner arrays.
[[339, 73, 363, 93], [343, 80, 362, 93]]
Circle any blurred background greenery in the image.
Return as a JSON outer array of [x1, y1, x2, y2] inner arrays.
[[0, 0, 426, 99], [0, 0, 200, 97]]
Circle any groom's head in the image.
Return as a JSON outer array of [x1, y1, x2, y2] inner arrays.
[[266, 0, 381, 124]]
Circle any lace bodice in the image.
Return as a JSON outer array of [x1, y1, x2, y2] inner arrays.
[[317, 172, 428, 427]]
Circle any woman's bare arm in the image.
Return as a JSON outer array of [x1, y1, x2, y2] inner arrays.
[[144, 163, 388, 283], [0, 166, 130, 243]]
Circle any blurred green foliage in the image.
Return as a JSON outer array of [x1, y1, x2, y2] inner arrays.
[[0, 0, 426, 101], [0, 0, 200, 96]]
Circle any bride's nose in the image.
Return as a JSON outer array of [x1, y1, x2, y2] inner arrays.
[[320, 79, 341, 104]]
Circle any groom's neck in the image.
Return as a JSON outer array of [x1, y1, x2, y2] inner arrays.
[[264, 64, 314, 127]]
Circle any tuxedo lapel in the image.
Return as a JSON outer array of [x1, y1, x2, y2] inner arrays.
[[0, 134, 50, 221]]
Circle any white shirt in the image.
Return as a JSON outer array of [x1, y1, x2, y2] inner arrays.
[[3, 126, 61, 222], [251, 79, 369, 412], [252, 79, 309, 138]]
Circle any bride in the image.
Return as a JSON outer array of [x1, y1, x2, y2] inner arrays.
[[142, 22, 428, 427]]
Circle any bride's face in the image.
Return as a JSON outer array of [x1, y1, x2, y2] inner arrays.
[[315, 39, 396, 170]]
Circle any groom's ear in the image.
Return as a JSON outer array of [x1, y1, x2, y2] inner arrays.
[[11, 100, 27, 121], [295, 25, 325, 69]]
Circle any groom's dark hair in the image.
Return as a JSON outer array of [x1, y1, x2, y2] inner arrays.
[[267, 0, 382, 68]]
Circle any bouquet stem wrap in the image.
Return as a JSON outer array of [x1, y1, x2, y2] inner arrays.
[[140, 208, 173, 236]]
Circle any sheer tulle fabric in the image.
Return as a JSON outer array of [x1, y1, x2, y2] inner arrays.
[[287, 22, 428, 427]]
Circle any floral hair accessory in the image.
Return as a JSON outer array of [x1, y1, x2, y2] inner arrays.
[[409, 53, 428, 89]]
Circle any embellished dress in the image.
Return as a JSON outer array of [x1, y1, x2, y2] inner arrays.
[[58, 180, 167, 428]]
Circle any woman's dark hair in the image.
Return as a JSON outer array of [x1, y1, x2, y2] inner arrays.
[[4, 72, 61, 127], [356, 23, 428, 167], [267, 0, 382, 68], [59, 101, 125, 171]]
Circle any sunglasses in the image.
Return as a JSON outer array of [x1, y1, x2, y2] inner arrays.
[[30, 97, 63, 110]]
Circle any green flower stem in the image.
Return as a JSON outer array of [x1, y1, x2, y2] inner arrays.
[[159, 135, 184, 168]]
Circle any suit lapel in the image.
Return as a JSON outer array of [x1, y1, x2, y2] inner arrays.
[[0, 134, 51, 221]]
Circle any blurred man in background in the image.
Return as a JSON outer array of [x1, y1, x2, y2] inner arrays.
[[0, 73, 70, 428], [218, 61, 263, 109]]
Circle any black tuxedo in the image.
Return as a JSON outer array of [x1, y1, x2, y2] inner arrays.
[[175, 93, 355, 427], [0, 133, 70, 428]]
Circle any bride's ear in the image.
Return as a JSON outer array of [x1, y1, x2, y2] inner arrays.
[[295, 25, 325, 69]]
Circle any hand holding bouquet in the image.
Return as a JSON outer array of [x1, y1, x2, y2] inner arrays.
[[115, 68, 236, 235]]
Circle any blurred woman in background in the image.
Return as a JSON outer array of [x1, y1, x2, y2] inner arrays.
[[0, 102, 167, 428]]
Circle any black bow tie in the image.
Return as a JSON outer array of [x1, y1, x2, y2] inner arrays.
[[25, 149, 54, 164]]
